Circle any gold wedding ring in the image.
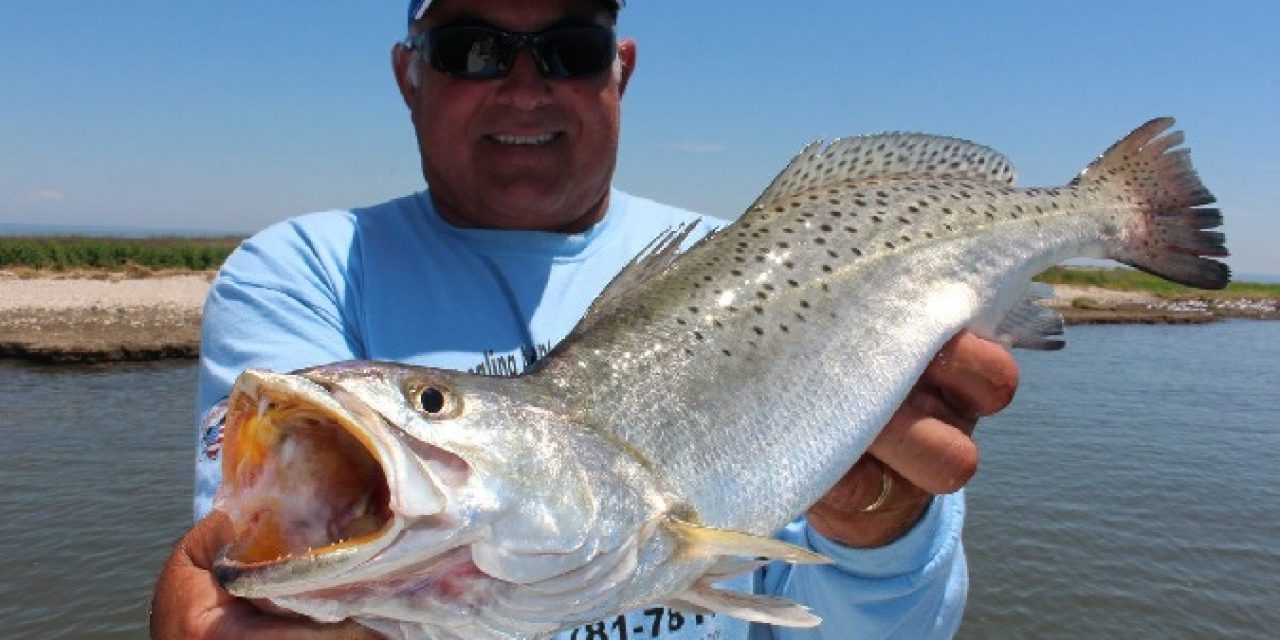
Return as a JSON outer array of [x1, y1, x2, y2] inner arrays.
[[861, 469, 894, 513]]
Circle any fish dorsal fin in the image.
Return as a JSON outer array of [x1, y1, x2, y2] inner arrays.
[[747, 133, 1017, 212], [571, 222, 701, 337], [663, 518, 830, 565]]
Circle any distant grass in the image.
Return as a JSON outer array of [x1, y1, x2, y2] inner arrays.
[[0, 236, 242, 273], [1034, 266, 1280, 299]]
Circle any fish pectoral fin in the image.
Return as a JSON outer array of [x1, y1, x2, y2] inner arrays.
[[663, 518, 831, 565], [671, 585, 822, 628]]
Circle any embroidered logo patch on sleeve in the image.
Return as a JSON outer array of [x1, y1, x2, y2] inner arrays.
[[199, 399, 228, 461]]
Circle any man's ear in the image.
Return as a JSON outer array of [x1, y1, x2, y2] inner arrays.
[[617, 38, 637, 95], [392, 43, 416, 108]]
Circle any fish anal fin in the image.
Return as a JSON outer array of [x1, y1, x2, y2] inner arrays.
[[663, 518, 830, 565], [671, 586, 822, 628], [994, 291, 1066, 351]]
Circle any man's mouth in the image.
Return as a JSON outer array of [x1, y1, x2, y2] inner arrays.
[[488, 132, 560, 146]]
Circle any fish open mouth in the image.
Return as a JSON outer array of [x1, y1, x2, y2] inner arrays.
[[217, 371, 394, 568]]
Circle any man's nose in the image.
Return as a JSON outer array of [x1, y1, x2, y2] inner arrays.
[[493, 48, 553, 110]]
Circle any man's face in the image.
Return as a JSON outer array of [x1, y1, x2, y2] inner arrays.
[[394, 0, 635, 232]]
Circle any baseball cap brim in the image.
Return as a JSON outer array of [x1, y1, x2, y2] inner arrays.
[[409, 1, 625, 26]]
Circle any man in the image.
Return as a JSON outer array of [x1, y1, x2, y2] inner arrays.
[[151, 0, 1019, 638]]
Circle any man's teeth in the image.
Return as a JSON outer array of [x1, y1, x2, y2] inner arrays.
[[492, 133, 556, 145]]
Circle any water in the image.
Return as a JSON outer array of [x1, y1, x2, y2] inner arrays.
[[961, 321, 1280, 639], [0, 322, 1276, 638], [0, 221, 245, 239], [0, 362, 195, 639]]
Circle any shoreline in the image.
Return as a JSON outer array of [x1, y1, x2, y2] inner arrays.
[[1, 273, 1276, 364]]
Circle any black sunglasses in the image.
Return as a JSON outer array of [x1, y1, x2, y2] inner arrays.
[[403, 23, 617, 80]]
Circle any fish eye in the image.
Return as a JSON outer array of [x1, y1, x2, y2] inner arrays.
[[406, 380, 461, 418], [418, 387, 445, 414]]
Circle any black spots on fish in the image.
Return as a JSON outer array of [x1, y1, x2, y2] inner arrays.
[[721, 348, 733, 357], [755, 291, 769, 301], [885, 241, 896, 250], [730, 269, 743, 277], [813, 237, 827, 246], [693, 331, 705, 341], [871, 215, 883, 223], [753, 305, 765, 315], [752, 326, 765, 336], [779, 323, 791, 333], [783, 260, 796, 269], [776, 241, 791, 250], [819, 223, 834, 232], [827, 249, 840, 259], [799, 300, 812, 309], [787, 279, 800, 288], [844, 225, 859, 235], [899, 216, 912, 225], [821, 264, 834, 274], [942, 207, 954, 215], [688, 306, 700, 314], [850, 247, 863, 257], [676, 317, 688, 326]]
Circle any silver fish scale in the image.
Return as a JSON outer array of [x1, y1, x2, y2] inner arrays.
[[543, 146, 1136, 532]]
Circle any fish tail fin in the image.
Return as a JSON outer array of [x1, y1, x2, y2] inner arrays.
[[1072, 117, 1230, 289]]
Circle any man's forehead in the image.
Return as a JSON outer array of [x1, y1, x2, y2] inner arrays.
[[409, 0, 623, 25]]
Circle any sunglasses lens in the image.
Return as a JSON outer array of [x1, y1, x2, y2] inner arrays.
[[536, 26, 616, 78], [429, 26, 512, 79], [425, 25, 615, 79]]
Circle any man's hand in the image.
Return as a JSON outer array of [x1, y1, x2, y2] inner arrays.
[[807, 332, 1019, 548], [150, 511, 381, 639]]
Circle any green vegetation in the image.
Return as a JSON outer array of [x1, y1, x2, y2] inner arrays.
[[1034, 266, 1280, 299], [0, 236, 243, 273]]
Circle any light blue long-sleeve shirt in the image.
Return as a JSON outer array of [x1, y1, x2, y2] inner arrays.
[[193, 188, 967, 639]]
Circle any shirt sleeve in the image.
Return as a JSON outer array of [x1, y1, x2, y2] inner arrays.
[[752, 492, 968, 639], [193, 213, 365, 519]]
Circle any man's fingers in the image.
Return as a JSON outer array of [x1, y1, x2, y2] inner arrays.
[[150, 512, 383, 639], [869, 398, 979, 495], [922, 332, 1019, 418]]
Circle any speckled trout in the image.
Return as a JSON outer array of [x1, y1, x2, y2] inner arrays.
[[212, 118, 1228, 639]]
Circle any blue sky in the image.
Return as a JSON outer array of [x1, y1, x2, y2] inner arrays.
[[2, 1, 1276, 274]]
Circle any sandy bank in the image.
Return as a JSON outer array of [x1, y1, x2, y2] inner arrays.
[[0, 273, 210, 363], [0, 273, 1273, 363]]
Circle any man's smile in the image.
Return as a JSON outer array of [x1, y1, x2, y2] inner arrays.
[[487, 132, 562, 146]]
